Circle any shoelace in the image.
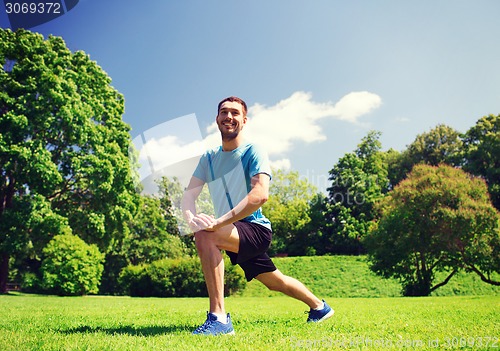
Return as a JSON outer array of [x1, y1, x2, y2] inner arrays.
[[305, 308, 323, 320], [194, 319, 214, 333]]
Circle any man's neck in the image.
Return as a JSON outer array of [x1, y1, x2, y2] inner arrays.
[[221, 136, 245, 152]]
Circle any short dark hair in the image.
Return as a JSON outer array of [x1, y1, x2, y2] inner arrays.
[[217, 96, 248, 115]]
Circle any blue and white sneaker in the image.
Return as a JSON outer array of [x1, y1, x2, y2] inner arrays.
[[192, 312, 235, 335], [306, 300, 334, 323]]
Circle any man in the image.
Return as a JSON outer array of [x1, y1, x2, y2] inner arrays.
[[181, 96, 333, 335]]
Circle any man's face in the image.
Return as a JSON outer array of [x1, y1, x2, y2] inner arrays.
[[216, 101, 247, 141]]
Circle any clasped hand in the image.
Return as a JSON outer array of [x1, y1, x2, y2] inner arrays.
[[187, 213, 218, 232]]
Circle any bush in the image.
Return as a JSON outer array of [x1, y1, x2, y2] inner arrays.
[[20, 272, 42, 293], [41, 234, 104, 295], [119, 255, 246, 297]]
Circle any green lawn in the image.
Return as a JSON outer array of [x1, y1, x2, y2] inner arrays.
[[2, 256, 498, 350], [1, 294, 499, 350]]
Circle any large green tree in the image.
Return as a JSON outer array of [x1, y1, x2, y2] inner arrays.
[[0, 29, 137, 293], [262, 168, 318, 256], [388, 124, 463, 188], [463, 114, 500, 210], [323, 131, 389, 254], [365, 164, 500, 296]]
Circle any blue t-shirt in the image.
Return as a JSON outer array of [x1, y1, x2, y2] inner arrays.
[[193, 143, 272, 230]]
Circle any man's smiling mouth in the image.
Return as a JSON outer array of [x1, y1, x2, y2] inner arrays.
[[222, 121, 236, 128]]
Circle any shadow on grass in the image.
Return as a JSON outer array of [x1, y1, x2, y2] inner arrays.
[[61, 324, 192, 336], [61, 319, 285, 336]]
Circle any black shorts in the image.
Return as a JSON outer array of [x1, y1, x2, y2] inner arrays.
[[225, 221, 277, 282]]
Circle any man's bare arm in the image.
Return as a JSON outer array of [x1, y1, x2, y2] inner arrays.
[[206, 173, 270, 231], [181, 176, 213, 232]]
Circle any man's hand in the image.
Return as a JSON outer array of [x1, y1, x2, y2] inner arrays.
[[187, 213, 217, 233]]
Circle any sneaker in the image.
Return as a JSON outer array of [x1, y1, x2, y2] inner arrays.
[[192, 312, 235, 335], [306, 300, 334, 323]]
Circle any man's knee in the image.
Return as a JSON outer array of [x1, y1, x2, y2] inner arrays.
[[194, 231, 214, 251], [194, 227, 239, 255]]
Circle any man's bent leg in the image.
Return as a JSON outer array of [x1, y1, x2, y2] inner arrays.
[[255, 269, 323, 309], [194, 225, 240, 315]]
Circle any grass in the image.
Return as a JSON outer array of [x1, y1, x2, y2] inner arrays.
[[238, 256, 500, 298], [2, 256, 498, 350], [1, 293, 499, 350]]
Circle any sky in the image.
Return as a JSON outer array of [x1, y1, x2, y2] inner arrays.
[[2, 0, 500, 192]]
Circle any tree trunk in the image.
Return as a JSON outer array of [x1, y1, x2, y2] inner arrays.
[[0, 253, 9, 294], [1, 174, 15, 294]]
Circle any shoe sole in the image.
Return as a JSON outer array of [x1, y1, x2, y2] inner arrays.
[[192, 330, 235, 336]]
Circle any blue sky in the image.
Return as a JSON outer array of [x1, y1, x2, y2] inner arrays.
[[2, 0, 500, 191]]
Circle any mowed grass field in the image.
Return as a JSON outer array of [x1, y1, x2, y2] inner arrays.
[[1, 256, 499, 350], [0, 294, 499, 350]]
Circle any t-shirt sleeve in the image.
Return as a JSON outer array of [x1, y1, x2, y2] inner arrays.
[[247, 144, 272, 180], [192, 153, 209, 182]]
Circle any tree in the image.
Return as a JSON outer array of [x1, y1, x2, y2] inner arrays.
[[323, 131, 388, 254], [0, 29, 137, 292], [388, 124, 463, 188], [262, 169, 318, 256], [365, 164, 500, 296], [463, 114, 500, 210]]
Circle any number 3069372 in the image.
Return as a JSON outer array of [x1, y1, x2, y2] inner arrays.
[[5, 2, 62, 14]]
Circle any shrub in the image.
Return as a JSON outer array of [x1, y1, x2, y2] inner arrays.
[[41, 234, 104, 295], [119, 255, 246, 297], [224, 259, 247, 296], [20, 272, 42, 293]]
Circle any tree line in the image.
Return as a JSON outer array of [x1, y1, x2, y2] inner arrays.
[[265, 122, 499, 295], [1, 29, 498, 296]]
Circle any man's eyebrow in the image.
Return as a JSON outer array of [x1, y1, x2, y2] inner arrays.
[[219, 107, 240, 113]]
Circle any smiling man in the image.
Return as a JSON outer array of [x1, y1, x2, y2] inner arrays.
[[181, 96, 333, 335]]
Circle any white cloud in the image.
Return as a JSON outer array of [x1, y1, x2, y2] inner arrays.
[[244, 92, 328, 155], [330, 91, 382, 123], [140, 135, 205, 173], [270, 158, 291, 171], [243, 91, 382, 157], [133, 113, 206, 181]]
